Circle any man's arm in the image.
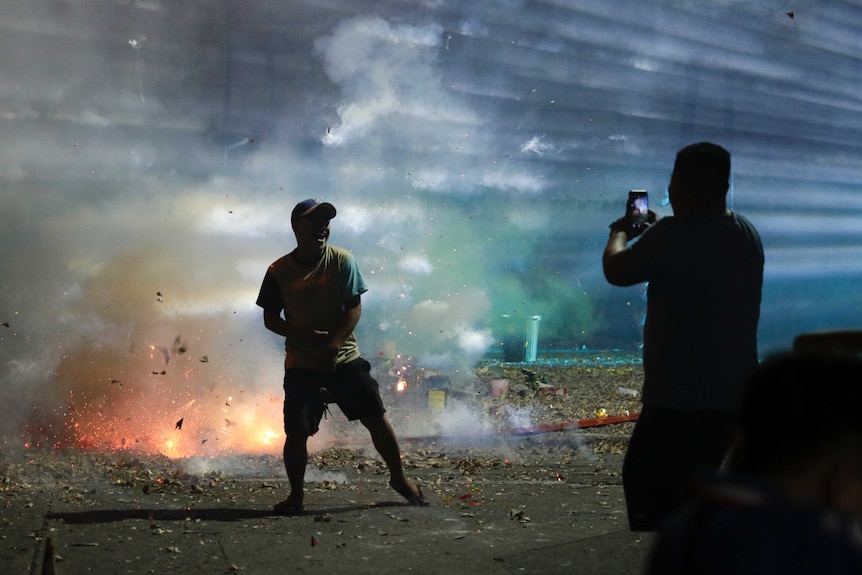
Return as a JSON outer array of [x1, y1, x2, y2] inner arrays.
[[258, 269, 330, 345], [603, 228, 636, 286], [318, 294, 362, 369], [330, 295, 362, 349], [602, 215, 656, 286], [262, 309, 330, 345], [262, 309, 291, 338]]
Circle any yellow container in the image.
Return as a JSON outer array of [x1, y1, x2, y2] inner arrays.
[[427, 390, 447, 412]]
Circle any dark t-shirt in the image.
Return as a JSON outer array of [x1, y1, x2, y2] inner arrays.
[[256, 245, 368, 369], [622, 212, 764, 410]]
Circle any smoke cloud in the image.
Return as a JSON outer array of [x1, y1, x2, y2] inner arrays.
[[2, 0, 862, 456]]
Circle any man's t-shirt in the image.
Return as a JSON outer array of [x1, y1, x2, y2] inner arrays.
[[256, 245, 368, 369], [621, 212, 764, 411]]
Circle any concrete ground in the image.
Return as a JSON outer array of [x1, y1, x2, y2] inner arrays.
[[1, 432, 654, 575]]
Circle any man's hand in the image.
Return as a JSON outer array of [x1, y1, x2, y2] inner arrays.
[[298, 328, 338, 373], [603, 210, 658, 286], [305, 329, 331, 346], [282, 326, 330, 347], [608, 210, 658, 241], [319, 342, 340, 373]]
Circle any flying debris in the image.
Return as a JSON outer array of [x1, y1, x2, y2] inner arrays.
[[225, 137, 254, 150], [1, 322, 9, 328], [172, 335, 187, 355], [201, 439, 208, 445], [175, 418, 184, 430], [786, 11, 794, 19], [128, 35, 146, 51], [200, 356, 209, 363], [152, 370, 166, 375], [156, 291, 163, 303], [225, 419, 235, 427], [222, 138, 254, 165], [158, 346, 170, 364], [110, 378, 121, 384]]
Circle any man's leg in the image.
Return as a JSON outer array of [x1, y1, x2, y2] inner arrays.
[[623, 408, 735, 531], [360, 415, 427, 505], [277, 369, 324, 515], [336, 358, 427, 505], [623, 409, 671, 531], [283, 432, 308, 505]]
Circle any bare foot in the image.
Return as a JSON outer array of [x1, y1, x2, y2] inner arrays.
[[389, 479, 430, 506]]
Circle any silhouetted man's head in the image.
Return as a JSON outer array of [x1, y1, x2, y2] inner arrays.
[[290, 198, 336, 230], [730, 351, 862, 515], [289, 199, 336, 261], [668, 142, 731, 213]]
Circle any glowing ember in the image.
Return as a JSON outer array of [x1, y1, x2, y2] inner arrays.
[[396, 380, 408, 392], [259, 429, 279, 445]]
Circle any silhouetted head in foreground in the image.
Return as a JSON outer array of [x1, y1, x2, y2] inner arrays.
[[729, 351, 862, 515]]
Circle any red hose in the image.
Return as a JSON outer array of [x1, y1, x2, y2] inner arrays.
[[510, 411, 639, 435]]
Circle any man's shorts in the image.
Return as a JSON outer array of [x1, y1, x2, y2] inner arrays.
[[282, 357, 386, 437]]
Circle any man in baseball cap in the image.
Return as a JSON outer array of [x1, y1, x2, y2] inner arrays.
[[290, 198, 336, 224], [257, 198, 428, 515]]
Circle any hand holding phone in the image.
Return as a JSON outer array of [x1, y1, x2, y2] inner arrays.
[[608, 190, 650, 240], [627, 190, 650, 238], [627, 190, 649, 225]]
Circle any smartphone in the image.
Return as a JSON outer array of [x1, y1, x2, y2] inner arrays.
[[627, 190, 649, 225]]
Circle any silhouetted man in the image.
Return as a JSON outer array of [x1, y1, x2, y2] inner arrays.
[[603, 142, 764, 530], [257, 199, 427, 515]]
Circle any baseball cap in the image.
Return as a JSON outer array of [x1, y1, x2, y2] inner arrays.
[[290, 199, 337, 223]]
